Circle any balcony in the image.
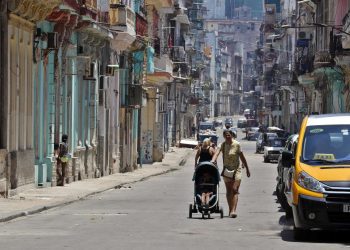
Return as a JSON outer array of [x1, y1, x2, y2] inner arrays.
[[80, 0, 98, 19], [109, 2, 136, 50], [145, 0, 173, 8], [136, 13, 147, 37], [170, 46, 186, 62], [147, 56, 174, 84]]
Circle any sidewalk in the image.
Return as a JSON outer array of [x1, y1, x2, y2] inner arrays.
[[0, 147, 193, 223]]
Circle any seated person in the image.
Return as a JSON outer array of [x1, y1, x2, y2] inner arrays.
[[199, 171, 214, 207]]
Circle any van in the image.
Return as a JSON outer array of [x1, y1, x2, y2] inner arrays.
[[243, 109, 251, 116], [282, 114, 350, 240]]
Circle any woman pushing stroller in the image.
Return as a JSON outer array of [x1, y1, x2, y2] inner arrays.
[[211, 129, 251, 218], [194, 138, 216, 207]]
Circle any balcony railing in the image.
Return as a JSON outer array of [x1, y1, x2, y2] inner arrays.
[[136, 13, 147, 37], [85, 0, 97, 9], [109, 3, 135, 28], [153, 56, 173, 75], [80, 0, 98, 19], [161, 46, 186, 62], [100, 11, 109, 23]]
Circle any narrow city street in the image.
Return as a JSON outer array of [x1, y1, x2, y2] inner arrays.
[[0, 130, 349, 250]]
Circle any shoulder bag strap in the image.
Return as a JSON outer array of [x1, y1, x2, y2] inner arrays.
[[222, 143, 225, 167]]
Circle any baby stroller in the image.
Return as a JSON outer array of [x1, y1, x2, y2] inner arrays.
[[189, 161, 224, 219]]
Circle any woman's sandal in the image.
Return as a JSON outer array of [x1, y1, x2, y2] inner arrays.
[[230, 212, 237, 218]]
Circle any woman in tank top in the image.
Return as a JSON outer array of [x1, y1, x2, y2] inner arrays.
[[195, 138, 215, 167]]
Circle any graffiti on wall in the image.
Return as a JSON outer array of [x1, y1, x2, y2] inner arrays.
[[154, 122, 163, 153], [141, 130, 153, 163]]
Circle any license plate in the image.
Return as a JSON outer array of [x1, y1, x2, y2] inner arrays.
[[343, 204, 350, 213]]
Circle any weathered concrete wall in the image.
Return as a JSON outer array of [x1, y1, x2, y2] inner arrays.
[[8, 150, 35, 190], [0, 150, 8, 197], [74, 147, 97, 180], [110, 144, 120, 173], [153, 122, 164, 162]]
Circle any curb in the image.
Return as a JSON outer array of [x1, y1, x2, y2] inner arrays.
[[0, 149, 192, 223]]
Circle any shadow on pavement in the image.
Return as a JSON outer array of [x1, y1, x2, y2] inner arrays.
[[278, 215, 350, 245], [281, 228, 350, 244]]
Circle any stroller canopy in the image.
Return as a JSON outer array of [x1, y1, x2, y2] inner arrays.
[[193, 161, 220, 184]]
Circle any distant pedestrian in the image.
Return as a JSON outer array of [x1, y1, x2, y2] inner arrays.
[[211, 129, 250, 218], [191, 124, 196, 138], [55, 134, 69, 186]]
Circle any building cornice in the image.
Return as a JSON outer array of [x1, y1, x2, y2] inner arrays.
[[8, 0, 61, 22]]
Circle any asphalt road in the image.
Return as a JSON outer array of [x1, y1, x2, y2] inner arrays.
[[0, 129, 350, 249]]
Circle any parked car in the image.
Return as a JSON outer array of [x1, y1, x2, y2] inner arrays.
[[198, 121, 215, 132], [276, 134, 298, 218], [249, 131, 260, 141], [224, 117, 233, 128], [256, 132, 278, 153], [247, 127, 259, 140], [214, 119, 223, 128], [237, 117, 247, 128], [282, 114, 350, 240], [263, 138, 286, 163]]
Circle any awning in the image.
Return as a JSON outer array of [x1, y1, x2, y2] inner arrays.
[[298, 74, 315, 86], [58, 4, 77, 13], [172, 14, 190, 25]]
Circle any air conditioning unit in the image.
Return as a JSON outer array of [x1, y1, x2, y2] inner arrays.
[[298, 31, 312, 40]]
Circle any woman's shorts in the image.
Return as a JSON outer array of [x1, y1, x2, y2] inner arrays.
[[222, 168, 242, 182]]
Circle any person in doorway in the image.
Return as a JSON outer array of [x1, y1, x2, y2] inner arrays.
[[211, 129, 250, 218], [54, 134, 69, 186]]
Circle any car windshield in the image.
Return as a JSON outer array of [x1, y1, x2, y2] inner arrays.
[[268, 139, 285, 147], [267, 133, 278, 139], [199, 124, 213, 130], [302, 125, 350, 164]]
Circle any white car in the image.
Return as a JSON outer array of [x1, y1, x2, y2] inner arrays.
[[263, 138, 286, 163]]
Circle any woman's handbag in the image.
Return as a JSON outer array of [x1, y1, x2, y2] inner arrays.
[[221, 167, 235, 178]]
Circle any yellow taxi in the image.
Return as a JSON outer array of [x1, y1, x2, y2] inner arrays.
[[282, 114, 350, 240]]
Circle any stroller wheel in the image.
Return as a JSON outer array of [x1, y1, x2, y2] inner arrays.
[[202, 213, 205, 219], [189, 204, 193, 218], [220, 207, 224, 218]]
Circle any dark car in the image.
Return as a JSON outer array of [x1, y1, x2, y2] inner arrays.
[[276, 134, 298, 217], [256, 132, 278, 153], [247, 127, 259, 141], [224, 117, 233, 128], [249, 131, 260, 141], [198, 121, 215, 132]]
